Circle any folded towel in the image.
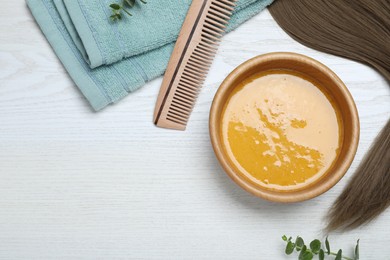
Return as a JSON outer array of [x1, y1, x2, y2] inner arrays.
[[27, 0, 273, 111]]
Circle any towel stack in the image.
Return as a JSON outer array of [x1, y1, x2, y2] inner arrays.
[[27, 0, 273, 110]]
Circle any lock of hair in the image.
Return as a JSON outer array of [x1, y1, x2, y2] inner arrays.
[[153, 0, 236, 130]]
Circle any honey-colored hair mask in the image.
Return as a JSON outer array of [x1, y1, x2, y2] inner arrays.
[[221, 70, 342, 191]]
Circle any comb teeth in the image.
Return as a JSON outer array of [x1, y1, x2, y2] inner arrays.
[[154, 0, 236, 130]]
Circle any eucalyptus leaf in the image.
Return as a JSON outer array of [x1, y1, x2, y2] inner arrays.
[[125, 0, 135, 7], [110, 14, 121, 21], [296, 237, 304, 251], [282, 235, 358, 260], [285, 241, 295, 255], [318, 249, 325, 260], [110, 3, 121, 10], [122, 8, 133, 16], [301, 251, 313, 260], [108, 0, 146, 22], [354, 239, 360, 260], [325, 237, 330, 255], [335, 249, 342, 260], [298, 245, 307, 259], [309, 239, 321, 254]]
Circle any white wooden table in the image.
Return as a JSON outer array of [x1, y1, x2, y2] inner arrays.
[[1, 2, 389, 259]]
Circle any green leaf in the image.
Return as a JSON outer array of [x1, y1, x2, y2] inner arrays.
[[139, 0, 147, 4], [122, 8, 133, 16], [318, 249, 325, 260], [125, 0, 135, 7], [110, 14, 119, 21], [335, 249, 342, 260], [296, 237, 304, 251], [110, 3, 121, 10], [300, 251, 313, 260], [354, 239, 360, 260], [282, 235, 288, 241], [285, 241, 295, 255], [299, 245, 307, 259], [325, 236, 330, 255], [309, 239, 321, 254], [299, 246, 313, 260]]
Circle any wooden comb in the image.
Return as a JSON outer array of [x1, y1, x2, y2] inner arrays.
[[153, 0, 237, 130]]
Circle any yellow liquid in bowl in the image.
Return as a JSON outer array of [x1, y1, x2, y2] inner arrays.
[[221, 70, 342, 191]]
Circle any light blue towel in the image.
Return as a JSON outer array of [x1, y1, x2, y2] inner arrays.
[[27, 0, 274, 111]]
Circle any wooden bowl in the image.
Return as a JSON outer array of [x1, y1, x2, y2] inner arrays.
[[209, 52, 359, 203]]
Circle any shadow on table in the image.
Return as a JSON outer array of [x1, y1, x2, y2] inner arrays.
[[205, 145, 322, 216]]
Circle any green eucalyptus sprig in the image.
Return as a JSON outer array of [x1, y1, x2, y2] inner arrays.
[[282, 235, 359, 260], [109, 0, 147, 21]]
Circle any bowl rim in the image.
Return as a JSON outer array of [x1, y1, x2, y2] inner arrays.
[[209, 52, 360, 203]]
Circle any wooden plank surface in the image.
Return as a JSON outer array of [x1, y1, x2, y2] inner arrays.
[[0, 1, 389, 259]]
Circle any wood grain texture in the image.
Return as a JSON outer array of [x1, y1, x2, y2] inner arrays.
[[0, 1, 389, 259]]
